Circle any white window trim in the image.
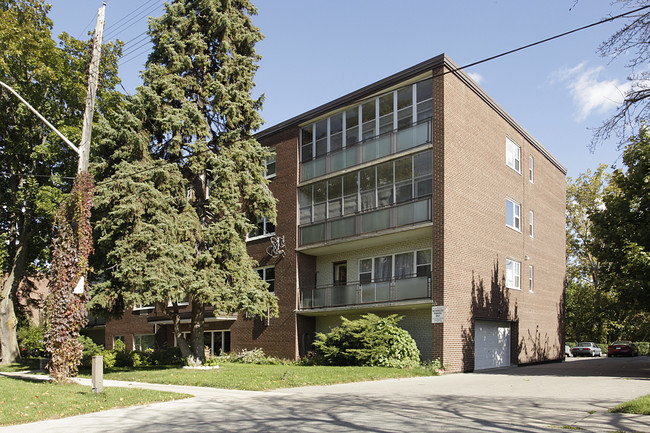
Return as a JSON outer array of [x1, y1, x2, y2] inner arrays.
[[506, 197, 521, 232], [529, 265, 534, 293], [529, 155, 534, 183], [133, 303, 154, 311], [247, 217, 276, 241], [134, 333, 155, 351], [529, 210, 534, 238], [255, 265, 275, 294], [506, 137, 521, 174], [506, 258, 521, 290], [265, 148, 276, 179], [358, 249, 432, 282]]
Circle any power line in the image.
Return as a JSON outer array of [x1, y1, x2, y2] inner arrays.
[[103, 0, 160, 41], [441, 4, 650, 77]]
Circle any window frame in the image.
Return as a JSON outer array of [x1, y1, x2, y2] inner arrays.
[[134, 334, 155, 351], [265, 148, 276, 179], [358, 249, 432, 283], [529, 155, 534, 183], [529, 265, 534, 293], [255, 266, 276, 294], [506, 258, 521, 290], [506, 137, 521, 174], [506, 197, 521, 232], [247, 217, 276, 241], [529, 210, 534, 238]]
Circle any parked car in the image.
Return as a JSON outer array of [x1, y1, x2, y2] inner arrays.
[[607, 341, 639, 357], [571, 342, 602, 357], [564, 344, 572, 357]]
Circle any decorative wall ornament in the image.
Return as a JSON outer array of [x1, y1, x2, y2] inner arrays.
[[267, 235, 286, 258]]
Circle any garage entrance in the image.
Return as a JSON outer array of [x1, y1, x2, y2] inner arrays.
[[474, 320, 511, 371]]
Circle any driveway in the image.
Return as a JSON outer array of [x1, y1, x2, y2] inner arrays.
[[1, 356, 649, 433]]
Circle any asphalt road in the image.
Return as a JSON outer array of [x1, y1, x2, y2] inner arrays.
[[1, 356, 649, 433]]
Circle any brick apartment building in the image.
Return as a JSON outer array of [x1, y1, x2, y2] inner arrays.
[[96, 54, 566, 372]]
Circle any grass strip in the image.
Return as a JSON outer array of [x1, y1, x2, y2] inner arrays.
[[0, 376, 190, 426], [88, 362, 437, 391], [609, 394, 650, 415]]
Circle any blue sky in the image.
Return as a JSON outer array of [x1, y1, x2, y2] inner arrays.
[[48, 0, 642, 179]]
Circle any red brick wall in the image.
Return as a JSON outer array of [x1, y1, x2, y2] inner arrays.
[[439, 69, 566, 372], [231, 128, 301, 360]]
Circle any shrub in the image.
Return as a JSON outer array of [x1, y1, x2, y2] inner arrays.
[[313, 314, 421, 368], [217, 348, 285, 365], [113, 339, 126, 352], [17, 325, 45, 357], [150, 347, 184, 365]]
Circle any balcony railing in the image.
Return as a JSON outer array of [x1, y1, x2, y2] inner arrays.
[[300, 119, 432, 182], [299, 197, 431, 246], [300, 274, 432, 310]]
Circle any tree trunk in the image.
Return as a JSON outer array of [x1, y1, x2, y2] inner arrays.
[[170, 307, 190, 359], [188, 299, 205, 366], [0, 242, 29, 365]]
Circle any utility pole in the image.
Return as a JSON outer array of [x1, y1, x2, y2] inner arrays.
[[78, 2, 106, 174]]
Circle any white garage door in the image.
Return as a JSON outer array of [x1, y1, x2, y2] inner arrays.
[[474, 321, 511, 371]]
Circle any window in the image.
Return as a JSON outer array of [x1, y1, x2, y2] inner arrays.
[[359, 249, 432, 282], [248, 217, 275, 239], [299, 78, 433, 162], [204, 330, 231, 356], [529, 265, 534, 292], [134, 334, 155, 351], [113, 335, 124, 345], [529, 210, 534, 238], [299, 150, 432, 225], [506, 259, 521, 290], [133, 303, 154, 312], [506, 137, 521, 173], [506, 198, 521, 231], [256, 266, 275, 293], [529, 155, 534, 183], [265, 149, 276, 178]]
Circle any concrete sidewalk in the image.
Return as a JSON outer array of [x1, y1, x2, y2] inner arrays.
[[1, 358, 649, 432]]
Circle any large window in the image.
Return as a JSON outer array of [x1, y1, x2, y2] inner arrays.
[[300, 78, 433, 162], [506, 258, 521, 290], [248, 217, 275, 239], [134, 334, 155, 351], [506, 137, 521, 173], [299, 150, 432, 225], [256, 266, 275, 293], [506, 198, 521, 231], [359, 249, 431, 282], [204, 330, 231, 356]]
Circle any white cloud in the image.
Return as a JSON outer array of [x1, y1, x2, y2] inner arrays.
[[467, 71, 483, 84], [551, 63, 631, 121]]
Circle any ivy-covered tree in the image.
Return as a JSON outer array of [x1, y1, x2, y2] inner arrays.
[[591, 126, 650, 318], [0, 0, 121, 364], [91, 0, 277, 364]]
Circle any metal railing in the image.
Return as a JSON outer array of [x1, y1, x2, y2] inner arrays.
[[299, 197, 432, 246], [300, 119, 432, 182], [300, 274, 431, 309]]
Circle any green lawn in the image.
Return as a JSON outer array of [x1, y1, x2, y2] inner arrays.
[[90, 362, 438, 391], [0, 375, 190, 426], [610, 394, 650, 415]]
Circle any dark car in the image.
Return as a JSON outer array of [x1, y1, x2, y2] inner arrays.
[[607, 341, 639, 357], [571, 342, 602, 357]]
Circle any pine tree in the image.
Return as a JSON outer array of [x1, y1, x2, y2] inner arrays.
[[92, 0, 277, 364]]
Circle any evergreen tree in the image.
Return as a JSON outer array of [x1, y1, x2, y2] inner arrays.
[[91, 0, 277, 364]]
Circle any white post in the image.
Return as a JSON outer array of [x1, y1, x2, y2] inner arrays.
[[91, 355, 104, 393]]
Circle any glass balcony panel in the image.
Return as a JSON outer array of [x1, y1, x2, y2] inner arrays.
[[396, 121, 429, 152], [301, 224, 325, 245], [312, 287, 326, 307], [375, 281, 390, 301], [330, 284, 356, 306], [331, 217, 355, 239], [360, 283, 377, 303], [362, 135, 391, 162], [395, 276, 429, 299], [301, 289, 313, 309], [361, 208, 390, 233]]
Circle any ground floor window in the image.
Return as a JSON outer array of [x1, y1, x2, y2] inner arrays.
[[175, 330, 231, 356], [134, 334, 155, 351]]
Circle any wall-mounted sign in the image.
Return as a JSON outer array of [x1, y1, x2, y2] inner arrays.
[[432, 305, 444, 324]]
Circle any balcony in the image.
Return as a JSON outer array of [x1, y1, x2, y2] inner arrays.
[[299, 197, 431, 247], [301, 119, 431, 182], [300, 274, 431, 310]]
